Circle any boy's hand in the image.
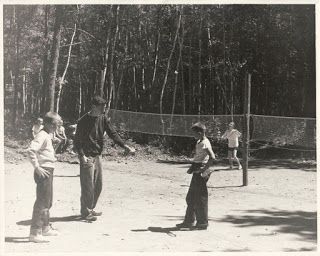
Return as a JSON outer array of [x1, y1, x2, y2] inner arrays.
[[80, 155, 88, 163], [35, 166, 50, 178], [124, 145, 135, 155], [201, 168, 215, 178]]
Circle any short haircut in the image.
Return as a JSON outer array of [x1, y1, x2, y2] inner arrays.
[[43, 112, 62, 125], [92, 95, 107, 106], [191, 122, 206, 132]]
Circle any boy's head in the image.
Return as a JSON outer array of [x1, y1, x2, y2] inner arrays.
[[228, 122, 235, 129], [36, 117, 43, 125], [91, 95, 107, 113], [191, 122, 206, 139], [43, 112, 62, 133]]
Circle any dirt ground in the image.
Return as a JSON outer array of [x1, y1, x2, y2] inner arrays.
[[4, 158, 317, 253]]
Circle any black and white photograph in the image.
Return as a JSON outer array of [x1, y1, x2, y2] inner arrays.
[[1, 1, 317, 254]]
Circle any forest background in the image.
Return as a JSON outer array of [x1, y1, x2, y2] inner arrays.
[[3, 4, 316, 158]]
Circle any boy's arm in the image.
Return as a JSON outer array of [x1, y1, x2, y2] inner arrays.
[[202, 147, 216, 171], [61, 127, 67, 140], [221, 130, 227, 139], [73, 124, 85, 157], [28, 133, 45, 169], [197, 147, 217, 178], [28, 133, 51, 177], [31, 126, 36, 138], [104, 118, 135, 153]]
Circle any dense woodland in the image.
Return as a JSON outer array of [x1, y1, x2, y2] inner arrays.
[[4, 4, 316, 128]]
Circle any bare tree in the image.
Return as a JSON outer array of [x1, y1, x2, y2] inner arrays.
[[106, 5, 120, 113], [56, 23, 77, 113], [47, 5, 63, 112], [12, 6, 21, 126], [159, 8, 182, 134]]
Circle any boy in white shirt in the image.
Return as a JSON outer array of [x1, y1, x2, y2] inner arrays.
[[28, 112, 62, 243], [221, 122, 242, 170], [54, 121, 68, 153], [176, 122, 216, 230]]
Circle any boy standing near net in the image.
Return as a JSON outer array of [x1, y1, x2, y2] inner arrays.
[[28, 112, 62, 243], [221, 122, 242, 170], [74, 95, 135, 222], [176, 122, 216, 230]]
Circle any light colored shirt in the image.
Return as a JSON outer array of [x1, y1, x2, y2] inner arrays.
[[28, 130, 56, 168], [222, 129, 241, 148], [56, 125, 65, 136], [32, 124, 43, 138], [193, 137, 212, 163], [55, 125, 66, 140]]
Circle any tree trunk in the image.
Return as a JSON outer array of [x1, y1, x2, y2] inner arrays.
[[170, 51, 181, 129], [159, 8, 182, 133], [100, 26, 111, 97], [151, 28, 160, 107], [115, 28, 128, 109], [47, 5, 63, 112], [133, 65, 137, 110], [215, 69, 231, 114], [197, 8, 203, 117], [106, 5, 119, 114], [188, 37, 192, 113], [179, 17, 186, 115], [22, 67, 26, 114], [56, 23, 77, 113], [207, 27, 214, 114], [12, 6, 21, 126], [222, 8, 227, 114], [41, 5, 50, 113], [78, 73, 82, 118]]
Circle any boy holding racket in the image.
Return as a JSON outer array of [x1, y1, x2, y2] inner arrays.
[[176, 122, 216, 230]]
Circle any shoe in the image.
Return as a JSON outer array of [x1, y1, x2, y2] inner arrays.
[[195, 223, 208, 230], [238, 165, 242, 170], [29, 234, 49, 243], [42, 225, 59, 236], [176, 222, 195, 229], [81, 213, 97, 221], [92, 210, 102, 216]]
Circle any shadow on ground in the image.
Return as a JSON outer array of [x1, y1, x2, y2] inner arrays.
[[158, 158, 316, 172], [132, 226, 210, 237], [132, 227, 178, 237], [16, 215, 84, 226], [5, 237, 30, 243], [248, 159, 316, 172], [216, 209, 317, 242]]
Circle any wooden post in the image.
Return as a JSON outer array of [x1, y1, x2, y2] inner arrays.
[[243, 72, 251, 186]]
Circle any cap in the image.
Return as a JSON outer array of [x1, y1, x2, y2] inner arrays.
[[191, 122, 206, 132]]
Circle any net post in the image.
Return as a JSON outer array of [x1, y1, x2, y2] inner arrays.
[[243, 72, 251, 186]]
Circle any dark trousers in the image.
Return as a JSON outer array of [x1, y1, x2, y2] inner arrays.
[[30, 167, 54, 235], [55, 139, 68, 153], [80, 156, 102, 216], [184, 171, 209, 225]]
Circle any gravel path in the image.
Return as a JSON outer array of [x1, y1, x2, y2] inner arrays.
[[4, 159, 317, 253]]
